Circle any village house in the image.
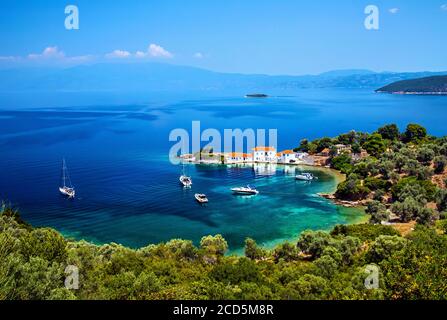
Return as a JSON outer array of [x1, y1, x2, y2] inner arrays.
[[318, 148, 331, 157], [334, 144, 352, 155], [253, 146, 277, 163], [277, 150, 298, 164], [180, 154, 196, 162], [224, 152, 253, 164], [351, 149, 369, 161]]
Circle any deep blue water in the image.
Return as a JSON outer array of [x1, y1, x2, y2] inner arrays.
[[0, 88, 446, 251]]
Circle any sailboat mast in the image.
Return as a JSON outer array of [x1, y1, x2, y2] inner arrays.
[[62, 158, 66, 187]]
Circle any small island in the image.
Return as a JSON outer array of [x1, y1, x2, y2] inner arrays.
[[376, 75, 447, 95], [245, 93, 269, 98]]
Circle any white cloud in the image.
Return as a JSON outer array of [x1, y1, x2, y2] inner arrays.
[[389, 8, 399, 14], [105, 49, 131, 59], [135, 51, 146, 58], [133, 44, 173, 59], [193, 52, 204, 59], [441, 4, 447, 11], [148, 44, 173, 58], [28, 46, 65, 60]]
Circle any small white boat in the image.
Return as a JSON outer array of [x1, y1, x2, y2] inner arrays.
[[195, 193, 209, 203], [231, 185, 259, 195], [295, 173, 317, 181], [179, 175, 192, 188], [59, 158, 75, 198]]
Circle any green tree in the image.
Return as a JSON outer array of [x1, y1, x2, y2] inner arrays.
[[378, 124, 400, 141], [363, 134, 387, 157], [296, 230, 333, 259], [365, 201, 389, 224], [403, 123, 427, 143], [417, 147, 435, 165], [272, 242, 299, 262], [20, 228, 68, 263], [378, 160, 395, 180], [244, 238, 267, 261], [282, 274, 328, 300], [331, 153, 353, 174], [315, 255, 339, 278], [335, 174, 371, 201], [368, 235, 407, 263], [200, 235, 228, 257]]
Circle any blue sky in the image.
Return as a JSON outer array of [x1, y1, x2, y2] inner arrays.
[[1, 0, 446, 75]]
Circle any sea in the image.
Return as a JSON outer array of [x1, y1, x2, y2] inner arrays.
[[0, 88, 446, 252]]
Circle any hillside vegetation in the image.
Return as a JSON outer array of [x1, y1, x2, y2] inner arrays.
[[0, 203, 446, 300], [377, 75, 447, 94]]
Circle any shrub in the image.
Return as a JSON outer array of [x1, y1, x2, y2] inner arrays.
[[200, 235, 228, 257], [368, 235, 407, 262], [364, 177, 391, 191], [331, 224, 400, 242], [433, 156, 447, 174]]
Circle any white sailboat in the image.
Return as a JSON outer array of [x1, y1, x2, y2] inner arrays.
[[59, 158, 75, 198], [179, 162, 192, 188]]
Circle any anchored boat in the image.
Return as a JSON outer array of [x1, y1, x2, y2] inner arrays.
[[231, 185, 259, 195], [195, 193, 209, 203], [59, 158, 75, 198], [179, 175, 192, 188], [179, 161, 192, 187], [295, 173, 317, 181]]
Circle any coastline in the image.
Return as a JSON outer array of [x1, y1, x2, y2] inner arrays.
[[377, 91, 447, 95]]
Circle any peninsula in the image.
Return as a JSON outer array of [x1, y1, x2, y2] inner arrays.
[[376, 75, 447, 95]]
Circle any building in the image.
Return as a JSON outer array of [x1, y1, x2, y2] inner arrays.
[[225, 152, 253, 164], [252, 146, 277, 163], [334, 144, 352, 155], [277, 150, 298, 164], [318, 148, 331, 157], [180, 154, 196, 162], [351, 149, 369, 161]]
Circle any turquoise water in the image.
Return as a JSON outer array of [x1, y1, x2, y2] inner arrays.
[[0, 88, 445, 251]]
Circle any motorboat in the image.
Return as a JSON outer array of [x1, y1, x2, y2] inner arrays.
[[231, 185, 259, 195], [295, 173, 317, 181], [195, 193, 209, 203]]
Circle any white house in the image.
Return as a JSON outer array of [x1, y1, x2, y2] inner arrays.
[[277, 150, 298, 164], [296, 152, 308, 160], [225, 152, 253, 164], [252, 147, 277, 163]]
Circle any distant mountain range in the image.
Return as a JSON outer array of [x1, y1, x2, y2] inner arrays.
[[0, 63, 446, 93], [376, 75, 447, 95]]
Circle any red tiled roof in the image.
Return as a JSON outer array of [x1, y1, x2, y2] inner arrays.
[[253, 146, 276, 152]]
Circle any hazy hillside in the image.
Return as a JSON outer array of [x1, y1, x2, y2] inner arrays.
[[376, 75, 447, 94], [0, 63, 446, 93]]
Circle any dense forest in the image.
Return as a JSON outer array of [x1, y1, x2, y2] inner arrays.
[[1, 123, 447, 300]]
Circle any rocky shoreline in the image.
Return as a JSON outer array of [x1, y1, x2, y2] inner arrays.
[[317, 193, 367, 208]]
